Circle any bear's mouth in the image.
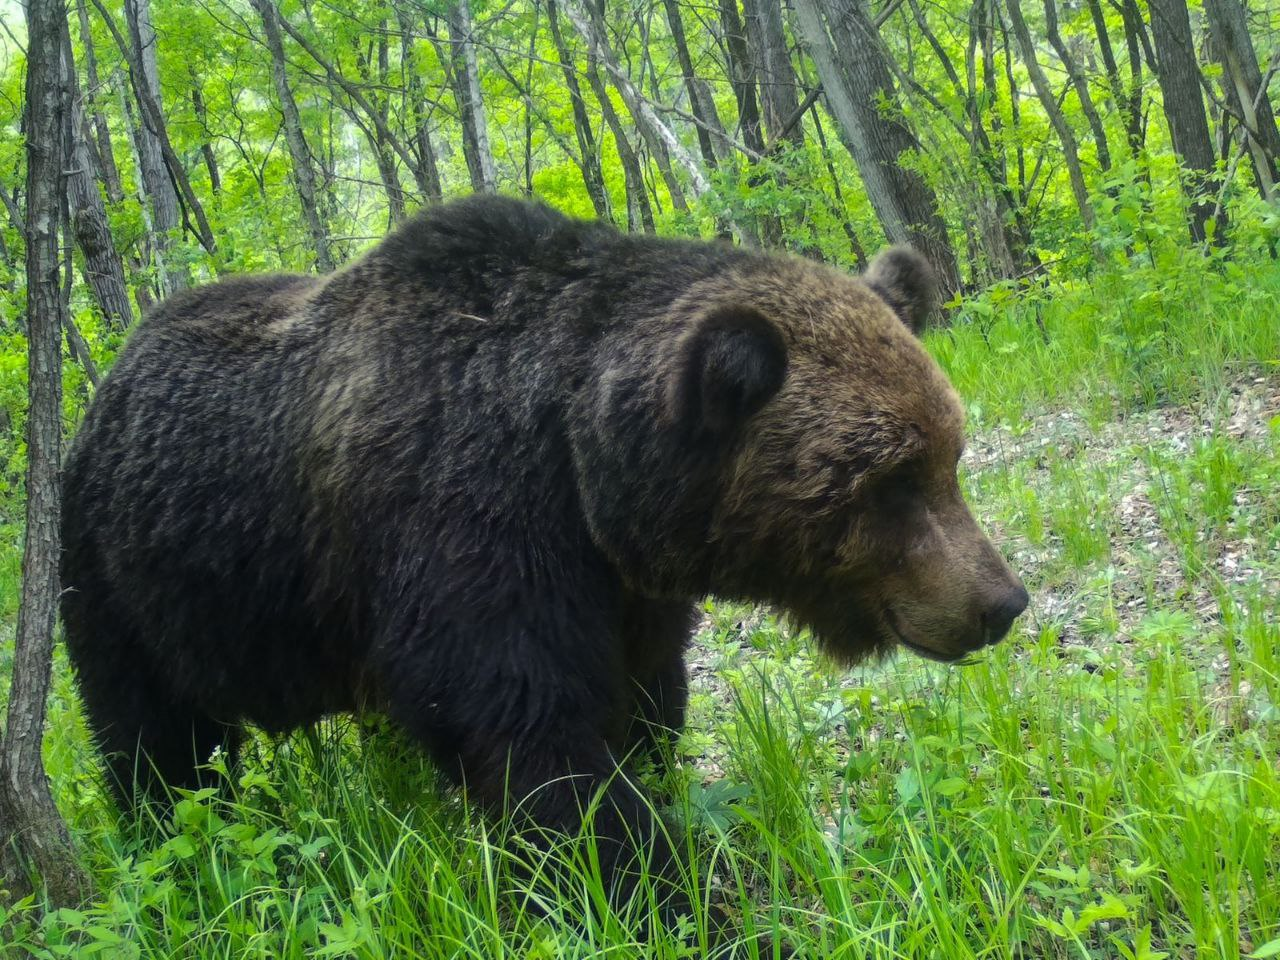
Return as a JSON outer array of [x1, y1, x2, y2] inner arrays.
[[883, 608, 979, 665]]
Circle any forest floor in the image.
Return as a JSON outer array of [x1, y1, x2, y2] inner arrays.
[[1, 256, 1278, 959]]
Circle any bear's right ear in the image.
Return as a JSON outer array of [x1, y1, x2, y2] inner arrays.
[[667, 305, 787, 435]]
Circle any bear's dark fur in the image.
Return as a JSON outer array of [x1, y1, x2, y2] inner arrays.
[[62, 195, 1026, 906]]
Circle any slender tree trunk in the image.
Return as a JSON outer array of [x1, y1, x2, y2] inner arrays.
[[1205, 0, 1279, 203], [562, 0, 712, 210], [75, 0, 123, 203], [394, 4, 444, 203], [719, 0, 766, 155], [1147, 0, 1228, 243], [121, 0, 187, 291], [1003, 0, 1097, 234], [791, 0, 961, 296], [807, 99, 868, 264], [1118, 0, 1151, 154], [547, 0, 613, 221], [115, 79, 158, 311], [1, 0, 90, 911], [582, 51, 654, 231], [63, 26, 133, 330], [662, 0, 723, 167], [273, 10, 424, 190], [1044, 0, 1112, 173], [1086, 0, 1142, 159], [445, 0, 498, 193], [93, 0, 219, 264], [744, 0, 803, 149], [189, 77, 221, 196], [250, 0, 335, 269]]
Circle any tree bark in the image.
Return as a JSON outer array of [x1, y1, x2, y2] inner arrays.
[[719, 0, 766, 155], [662, 0, 725, 167], [93, 0, 219, 264], [189, 78, 221, 196], [1118, 0, 1151, 154], [75, 0, 123, 204], [1043, 0, 1112, 173], [582, 48, 655, 231], [547, 0, 613, 221], [273, 10, 424, 188], [1086, 0, 1143, 158], [444, 0, 498, 193], [63, 23, 133, 330], [791, 0, 961, 296], [2, 0, 90, 911], [1003, 0, 1097, 233], [562, 0, 712, 209], [744, 0, 803, 149], [121, 0, 188, 291], [1148, 0, 1228, 243], [393, 2, 444, 203], [250, 0, 335, 270], [1205, 0, 1279, 203]]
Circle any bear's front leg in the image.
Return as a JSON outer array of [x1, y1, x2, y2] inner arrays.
[[617, 594, 696, 767], [376, 612, 691, 926]]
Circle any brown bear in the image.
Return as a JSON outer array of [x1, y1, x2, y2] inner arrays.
[[61, 195, 1026, 915]]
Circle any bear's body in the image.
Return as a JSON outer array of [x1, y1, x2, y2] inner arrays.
[[62, 195, 1026, 905]]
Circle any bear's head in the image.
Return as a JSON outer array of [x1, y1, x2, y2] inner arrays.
[[572, 246, 1028, 663]]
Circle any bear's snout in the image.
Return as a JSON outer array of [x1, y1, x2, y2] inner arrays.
[[979, 581, 1030, 646]]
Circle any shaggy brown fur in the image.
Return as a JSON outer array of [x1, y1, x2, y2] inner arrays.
[[61, 195, 1026, 925]]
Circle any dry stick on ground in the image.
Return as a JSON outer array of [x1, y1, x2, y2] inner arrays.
[[0, 0, 91, 912]]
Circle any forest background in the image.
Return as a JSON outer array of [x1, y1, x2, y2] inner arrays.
[[0, 0, 1278, 956]]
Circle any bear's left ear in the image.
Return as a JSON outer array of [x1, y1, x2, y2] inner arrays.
[[864, 246, 937, 336], [668, 305, 788, 435]]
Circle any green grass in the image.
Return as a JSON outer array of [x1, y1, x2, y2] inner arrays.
[[2, 252, 1279, 958]]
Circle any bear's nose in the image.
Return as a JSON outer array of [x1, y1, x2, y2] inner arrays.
[[981, 584, 1029, 645]]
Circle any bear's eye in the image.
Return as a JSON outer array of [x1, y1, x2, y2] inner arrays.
[[874, 460, 929, 513]]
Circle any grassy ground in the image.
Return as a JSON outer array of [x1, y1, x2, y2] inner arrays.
[[1, 247, 1278, 958]]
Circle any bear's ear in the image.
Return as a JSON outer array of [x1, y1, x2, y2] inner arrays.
[[864, 246, 937, 336], [668, 305, 787, 435]]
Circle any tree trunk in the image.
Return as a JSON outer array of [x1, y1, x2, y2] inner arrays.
[[582, 52, 654, 231], [562, 0, 712, 210], [445, 0, 498, 193], [63, 24, 133, 330], [1, 0, 90, 911], [719, 0, 765, 155], [662, 0, 724, 167], [1205, 0, 1279, 203], [790, 0, 961, 296], [1002, 0, 1097, 234], [1086, 0, 1143, 159], [394, 2, 444, 203], [547, 0, 613, 221], [1044, 0, 1112, 173], [1118, 0, 1151, 155], [250, 0, 335, 270], [93, 0, 219, 264], [121, 0, 187, 292], [189, 78, 221, 196], [75, 0, 123, 204], [744, 0, 803, 149], [1148, 0, 1228, 243]]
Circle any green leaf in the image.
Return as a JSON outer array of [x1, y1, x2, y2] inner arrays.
[[1249, 940, 1280, 959]]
